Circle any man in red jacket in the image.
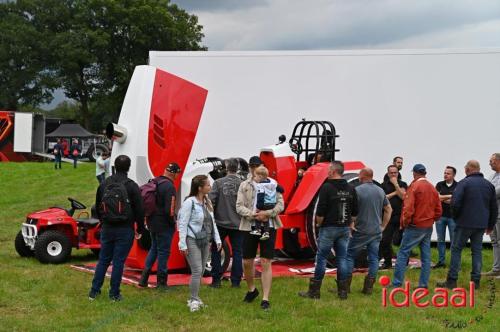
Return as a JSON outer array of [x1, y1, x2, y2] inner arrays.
[[391, 164, 442, 288]]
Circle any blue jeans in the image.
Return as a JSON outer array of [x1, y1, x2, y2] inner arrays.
[[211, 226, 243, 285], [91, 227, 134, 298], [393, 227, 432, 288], [54, 155, 61, 169], [345, 232, 382, 279], [96, 173, 105, 184], [314, 226, 350, 281], [144, 228, 175, 275], [435, 217, 456, 264], [447, 226, 484, 282]]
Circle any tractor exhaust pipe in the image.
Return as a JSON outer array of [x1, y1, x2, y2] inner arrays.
[[106, 122, 128, 144]]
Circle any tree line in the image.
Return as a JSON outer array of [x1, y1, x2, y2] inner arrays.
[[0, 0, 206, 131]]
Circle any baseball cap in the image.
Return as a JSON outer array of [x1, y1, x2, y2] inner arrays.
[[412, 163, 426, 174], [248, 156, 263, 167], [166, 162, 182, 174]]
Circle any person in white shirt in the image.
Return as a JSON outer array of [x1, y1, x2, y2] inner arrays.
[[95, 152, 109, 184]]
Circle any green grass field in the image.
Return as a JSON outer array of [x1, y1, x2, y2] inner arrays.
[[0, 162, 498, 331]]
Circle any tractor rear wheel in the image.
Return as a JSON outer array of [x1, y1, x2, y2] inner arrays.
[[15, 231, 34, 257], [34, 230, 72, 264], [87, 144, 110, 162], [305, 195, 336, 267]]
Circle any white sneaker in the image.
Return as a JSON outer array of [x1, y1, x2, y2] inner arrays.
[[250, 229, 261, 236], [188, 299, 205, 312]]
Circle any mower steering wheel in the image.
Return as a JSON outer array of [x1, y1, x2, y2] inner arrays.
[[289, 138, 303, 155], [68, 197, 86, 210]]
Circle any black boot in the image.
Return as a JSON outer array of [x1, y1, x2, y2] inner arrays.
[[328, 276, 352, 294], [436, 278, 457, 289], [138, 268, 151, 288], [156, 272, 168, 291], [298, 278, 322, 299], [346, 276, 352, 293], [362, 276, 376, 295], [337, 279, 349, 300]]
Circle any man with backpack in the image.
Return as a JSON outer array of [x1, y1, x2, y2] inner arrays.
[[138, 162, 181, 289], [89, 155, 145, 301]]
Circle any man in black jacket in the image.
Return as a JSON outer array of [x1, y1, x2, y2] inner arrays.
[[299, 161, 358, 300], [138, 162, 181, 289], [379, 165, 407, 269], [89, 155, 145, 301]]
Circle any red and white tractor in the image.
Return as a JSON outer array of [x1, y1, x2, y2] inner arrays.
[[104, 66, 365, 271], [15, 66, 364, 271]]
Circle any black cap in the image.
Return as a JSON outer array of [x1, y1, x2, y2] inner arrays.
[[248, 156, 263, 167], [166, 162, 182, 174]]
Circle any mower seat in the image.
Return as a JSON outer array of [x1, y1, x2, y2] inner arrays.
[[77, 218, 100, 226]]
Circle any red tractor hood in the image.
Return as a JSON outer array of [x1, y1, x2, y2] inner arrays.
[[27, 207, 68, 220]]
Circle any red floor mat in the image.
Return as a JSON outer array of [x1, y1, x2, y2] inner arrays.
[[71, 258, 420, 288]]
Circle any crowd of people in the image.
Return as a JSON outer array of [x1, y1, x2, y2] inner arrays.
[[87, 152, 500, 312]]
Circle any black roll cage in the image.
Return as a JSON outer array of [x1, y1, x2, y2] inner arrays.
[[288, 120, 339, 162]]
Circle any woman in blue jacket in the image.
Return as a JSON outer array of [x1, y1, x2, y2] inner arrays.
[[178, 175, 221, 312]]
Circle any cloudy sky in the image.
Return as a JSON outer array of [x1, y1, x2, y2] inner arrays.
[[171, 0, 500, 50], [43, 0, 500, 109]]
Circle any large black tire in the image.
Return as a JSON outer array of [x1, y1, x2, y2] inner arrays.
[[91, 249, 100, 257], [203, 240, 230, 277], [34, 230, 72, 264], [305, 195, 336, 267], [15, 231, 34, 257], [87, 144, 110, 162]]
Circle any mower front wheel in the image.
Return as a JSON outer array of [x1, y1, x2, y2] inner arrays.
[[15, 231, 34, 257], [34, 231, 72, 264]]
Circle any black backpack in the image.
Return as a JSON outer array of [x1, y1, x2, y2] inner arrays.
[[99, 177, 132, 224]]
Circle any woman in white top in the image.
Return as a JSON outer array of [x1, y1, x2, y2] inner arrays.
[[178, 175, 222, 312]]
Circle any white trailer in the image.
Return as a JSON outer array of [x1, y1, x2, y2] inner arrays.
[[148, 49, 500, 243]]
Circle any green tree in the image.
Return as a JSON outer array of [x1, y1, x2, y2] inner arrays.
[[13, 0, 206, 130], [0, 2, 56, 110]]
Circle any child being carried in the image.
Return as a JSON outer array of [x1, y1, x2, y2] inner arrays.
[[251, 166, 283, 240]]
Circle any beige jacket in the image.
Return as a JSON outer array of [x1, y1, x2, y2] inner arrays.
[[236, 177, 284, 231]]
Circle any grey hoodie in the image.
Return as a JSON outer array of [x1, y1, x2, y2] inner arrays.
[[489, 172, 500, 220], [209, 174, 243, 229]]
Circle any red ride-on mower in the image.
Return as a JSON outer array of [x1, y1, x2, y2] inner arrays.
[[15, 198, 101, 264]]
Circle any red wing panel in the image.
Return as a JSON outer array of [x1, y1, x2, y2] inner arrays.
[[285, 163, 329, 214], [285, 161, 366, 215], [147, 69, 208, 188]]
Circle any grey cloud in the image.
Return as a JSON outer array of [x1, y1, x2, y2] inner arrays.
[[182, 0, 500, 50]]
